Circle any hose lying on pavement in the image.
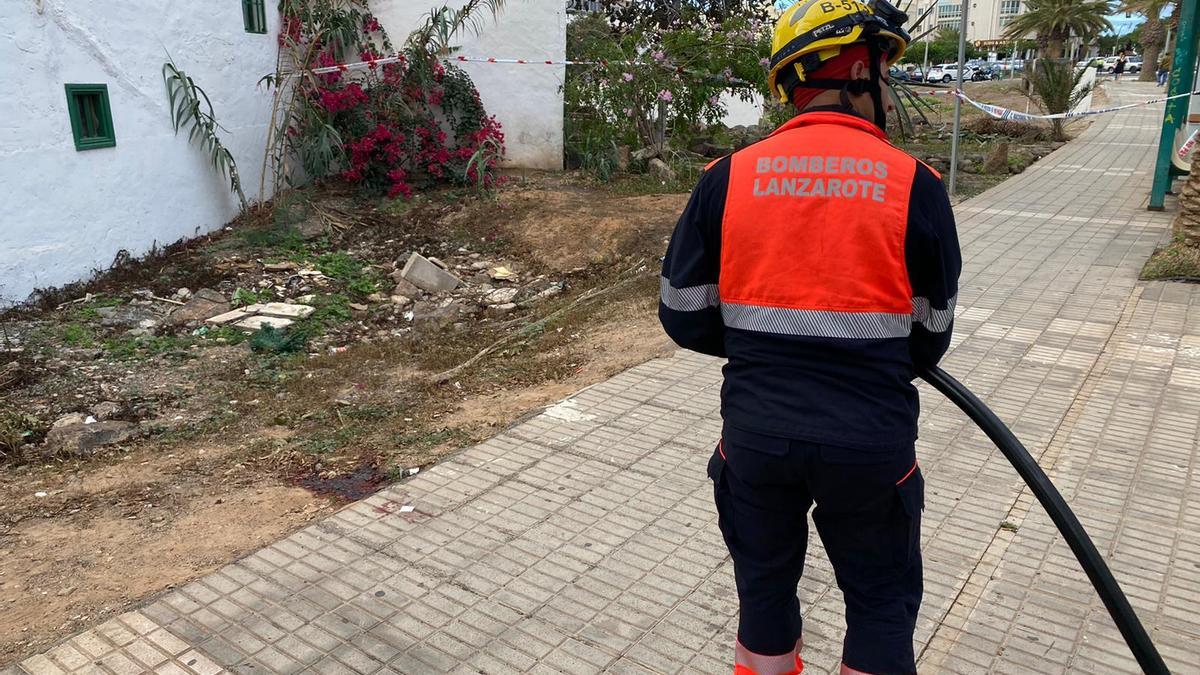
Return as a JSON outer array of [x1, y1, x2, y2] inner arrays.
[[919, 365, 1170, 675]]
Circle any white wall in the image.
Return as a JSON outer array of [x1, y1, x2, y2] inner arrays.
[[372, 0, 566, 171], [0, 0, 280, 304]]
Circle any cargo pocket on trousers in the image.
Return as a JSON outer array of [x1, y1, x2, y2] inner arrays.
[[894, 463, 924, 567], [708, 441, 736, 545]]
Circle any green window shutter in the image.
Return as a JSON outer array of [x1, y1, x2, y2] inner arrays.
[[65, 84, 116, 152], [243, 0, 267, 34]]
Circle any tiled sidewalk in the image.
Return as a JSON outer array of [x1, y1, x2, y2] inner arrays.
[[7, 81, 1198, 674]]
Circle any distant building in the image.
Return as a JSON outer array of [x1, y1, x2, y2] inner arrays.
[[926, 0, 1026, 48]]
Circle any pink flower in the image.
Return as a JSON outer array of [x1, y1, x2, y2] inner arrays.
[[658, 90, 673, 102], [653, 51, 666, 62], [759, 58, 770, 67], [622, 72, 634, 82], [709, 95, 720, 106]]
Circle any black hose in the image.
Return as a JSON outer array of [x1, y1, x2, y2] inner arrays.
[[918, 365, 1170, 675]]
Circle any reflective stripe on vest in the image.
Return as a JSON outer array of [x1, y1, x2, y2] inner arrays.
[[720, 111, 926, 339]]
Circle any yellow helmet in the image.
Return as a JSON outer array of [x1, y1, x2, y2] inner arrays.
[[767, 0, 911, 104]]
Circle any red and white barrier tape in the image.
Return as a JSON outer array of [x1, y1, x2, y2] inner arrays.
[[297, 53, 618, 78], [1178, 128, 1200, 158]]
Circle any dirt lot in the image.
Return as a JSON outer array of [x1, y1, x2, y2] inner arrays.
[[0, 81, 1097, 663], [0, 174, 684, 662]]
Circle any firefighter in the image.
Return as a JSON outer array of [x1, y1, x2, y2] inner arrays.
[[658, 1, 961, 673]]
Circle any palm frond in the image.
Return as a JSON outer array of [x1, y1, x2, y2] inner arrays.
[[407, 0, 507, 53], [162, 55, 248, 211]]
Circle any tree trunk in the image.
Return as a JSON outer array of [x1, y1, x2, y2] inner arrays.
[[1140, 13, 1165, 82], [1174, 149, 1200, 246], [1046, 38, 1064, 60]]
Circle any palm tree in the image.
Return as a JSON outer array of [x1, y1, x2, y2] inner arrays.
[[1123, 0, 1173, 82], [1173, 150, 1200, 245], [1003, 0, 1113, 59]]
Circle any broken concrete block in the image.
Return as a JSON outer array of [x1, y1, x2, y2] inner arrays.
[[256, 302, 315, 319], [169, 289, 229, 327], [206, 308, 253, 326], [234, 316, 294, 331], [401, 253, 461, 293]]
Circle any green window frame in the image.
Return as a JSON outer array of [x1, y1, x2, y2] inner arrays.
[[243, 0, 267, 34], [65, 84, 116, 151]]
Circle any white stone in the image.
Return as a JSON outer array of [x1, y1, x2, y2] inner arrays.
[[256, 302, 315, 319], [234, 316, 294, 331], [206, 309, 253, 326]]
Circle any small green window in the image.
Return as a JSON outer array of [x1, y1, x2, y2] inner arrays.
[[65, 84, 116, 151], [243, 0, 267, 34]]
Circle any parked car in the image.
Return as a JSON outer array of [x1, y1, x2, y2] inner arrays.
[[926, 63, 973, 83], [888, 65, 912, 82], [1127, 55, 1143, 73]]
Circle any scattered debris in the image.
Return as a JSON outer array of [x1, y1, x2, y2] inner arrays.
[[209, 301, 313, 331], [401, 253, 461, 293], [168, 289, 229, 327], [484, 287, 519, 305], [489, 266, 517, 282]]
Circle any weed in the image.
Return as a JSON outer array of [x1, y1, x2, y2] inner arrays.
[[231, 287, 270, 307], [301, 425, 363, 454], [0, 411, 46, 461], [202, 325, 249, 345], [315, 252, 361, 281], [315, 252, 383, 297], [61, 323, 95, 347], [344, 405, 392, 421], [301, 293, 353, 328], [239, 226, 309, 253], [103, 335, 192, 360], [347, 276, 380, 295], [394, 426, 472, 451], [1141, 238, 1200, 281]]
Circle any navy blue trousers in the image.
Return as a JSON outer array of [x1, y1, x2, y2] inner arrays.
[[709, 425, 924, 674]]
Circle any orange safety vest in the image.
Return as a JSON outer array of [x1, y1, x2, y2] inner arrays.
[[718, 111, 923, 339]]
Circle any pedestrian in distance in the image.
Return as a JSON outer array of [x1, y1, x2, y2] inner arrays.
[[658, 0, 962, 672], [1158, 52, 1172, 87], [1114, 50, 1127, 81]]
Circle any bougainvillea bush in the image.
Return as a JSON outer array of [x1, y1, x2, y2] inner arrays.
[[270, 0, 505, 200]]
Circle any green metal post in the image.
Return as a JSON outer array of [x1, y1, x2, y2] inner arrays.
[[1150, 0, 1199, 210]]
